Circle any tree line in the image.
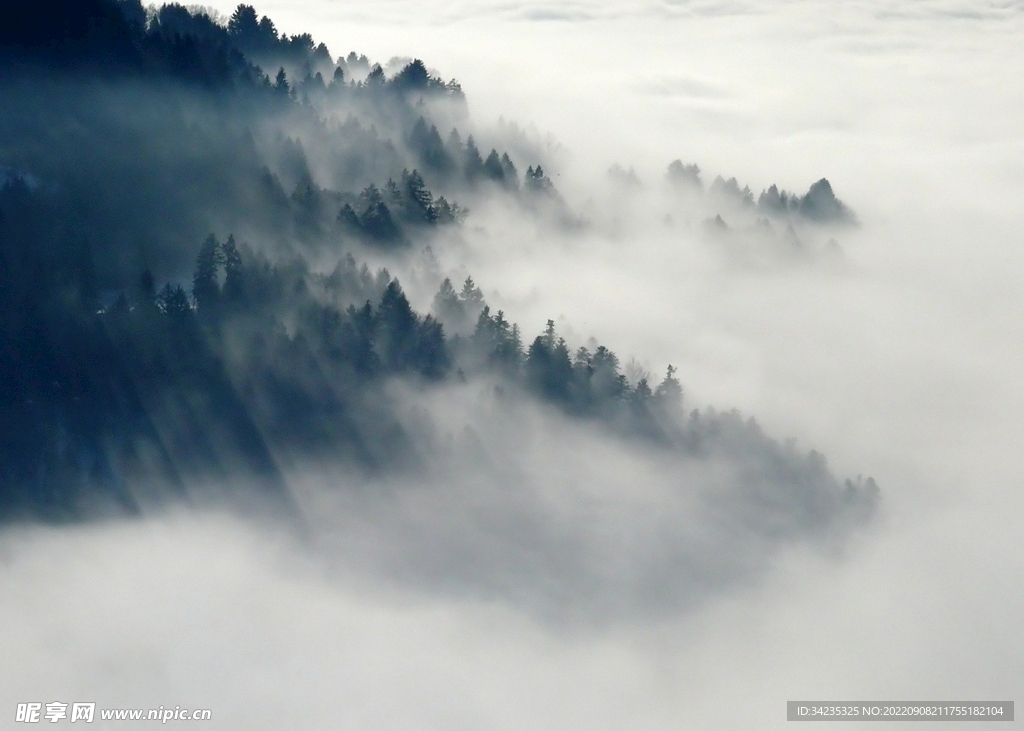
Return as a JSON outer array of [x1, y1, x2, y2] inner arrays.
[[0, 0, 877, 525]]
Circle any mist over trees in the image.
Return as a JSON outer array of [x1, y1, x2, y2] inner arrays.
[[651, 159, 857, 263], [665, 159, 855, 225], [0, 0, 876, 566]]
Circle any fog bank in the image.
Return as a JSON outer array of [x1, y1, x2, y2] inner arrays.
[[3, 0, 1023, 728]]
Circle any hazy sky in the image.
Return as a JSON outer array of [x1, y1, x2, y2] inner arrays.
[[2, 1, 1023, 728]]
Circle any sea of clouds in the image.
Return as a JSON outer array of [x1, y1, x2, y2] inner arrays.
[[2, 1, 1022, 728]]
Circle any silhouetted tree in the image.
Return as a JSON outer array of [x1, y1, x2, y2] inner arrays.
[[227, 5, 259, 38], [409, 118, 453, 174], [667, 160, 702, 189], [471, 306, 514, 367], [757, 184, 794, 214], [391, 59, 429, 91], [221, 234, 244, 306], [192, 234, 224, 317], [364, 64, 385, 87], [446, 128, 463, 160], [459, 276, 484, 314], [500, 152, 519, 188], [432, 277, 464, 330], [159, 283, 192, 322], [525, 165, 554, 194], [591, 345, 625, 402], [710, 176, 753, 206], [526, 321, 572, 402], [358, 184, 403, 243], [432, 196, 467, 224], [654, 364, 683, 410], [338, 203, 361, 231], [798, 178, 854, 224], [631, 378, 652, 405], [375, 280, 417, 370], [257, 16, 278, 43], [343, 300, 379, 376], [402, 169, 437, 223], [274, 67, 288, 94], [483, 149, 505, 183], [463, 136, 484, 181], [411, 315, 448, 378]]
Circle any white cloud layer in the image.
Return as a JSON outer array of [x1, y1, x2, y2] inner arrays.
[[4, 0, 1024, 727]]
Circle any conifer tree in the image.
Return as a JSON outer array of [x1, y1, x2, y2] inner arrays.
[[500, 153, 519, 188], [483, 149, 505, 182], [459, 276, 484, 312], [159, 283, 192, 322], [221, 234, 244, 306], [432, 277, 464, 329], [654, 364, 683, 409], [274, 67, 289, 94], [192, 234, 223, 316], [464, 135, 484, 180]]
